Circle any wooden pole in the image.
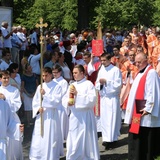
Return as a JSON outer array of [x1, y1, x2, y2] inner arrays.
[[97, 21, 102, 40], [35, 18, 48, 137]]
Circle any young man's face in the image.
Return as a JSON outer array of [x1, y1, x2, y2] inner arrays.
[[73, 68, 84, 81], [6, 53, 11, 60], [113, 48, 119, 56], [42, 72, 52, 83], [83, 55, 91, 64], [0, 74, 10, 87], [52, 69, 61, 79], [100, 57, 110, 67]]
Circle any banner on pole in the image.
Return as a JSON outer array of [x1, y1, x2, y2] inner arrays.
[[92, 39, 103, 56]]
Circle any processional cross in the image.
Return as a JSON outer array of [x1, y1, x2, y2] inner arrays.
[[35, 18, 48, 137]]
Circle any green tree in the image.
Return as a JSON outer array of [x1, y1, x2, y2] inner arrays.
[[153, 0, 160, 26], [4, 0, 158, 30], [0, 0, 14, 7], [14, 0, 78, 30], [61, 0, 78, 30], [94, 0, 156, 29], [121, 0, 156, 27], [13, 0, 34, 25], [94, 0, 123, 29]]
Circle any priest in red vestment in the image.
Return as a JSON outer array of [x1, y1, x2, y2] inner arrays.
[[124, 53, 160, 160]]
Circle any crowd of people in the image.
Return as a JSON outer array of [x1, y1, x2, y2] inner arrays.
[[1, 20, 160, 160]]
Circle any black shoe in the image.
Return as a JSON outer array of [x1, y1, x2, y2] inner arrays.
[[104, 142, 115, 150], [102, 141, 111, 150], [105, 142, 111, 150], [102, 141, 108, 147]]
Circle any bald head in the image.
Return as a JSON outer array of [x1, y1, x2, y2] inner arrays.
[[135, 53, 148, 71], [1, 21, 8, 29], [136, 53, 147, 60]]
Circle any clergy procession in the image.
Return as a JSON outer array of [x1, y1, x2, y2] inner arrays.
[[1, 20, 160, 160]]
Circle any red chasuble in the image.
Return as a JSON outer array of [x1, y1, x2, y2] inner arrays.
[[129, 66, 152, 134], [86, 62, 101, 116]]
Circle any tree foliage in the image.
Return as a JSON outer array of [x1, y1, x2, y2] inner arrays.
[[14, 0, 78, 30], [94, 0, 156, 29], [0, 0, 13, 7], [0, 0, 159, 30], [153, 0, 160, 26]]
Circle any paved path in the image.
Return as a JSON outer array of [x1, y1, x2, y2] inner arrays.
[[22, 123, 129, 160]]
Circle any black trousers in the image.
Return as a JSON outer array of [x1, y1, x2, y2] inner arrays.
[[128, 127, 160, 160]]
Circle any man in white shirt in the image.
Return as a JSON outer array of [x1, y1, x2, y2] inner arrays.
[[1, 21, 15, 50], [66, 65, 100, 160], [28, 45, 41, 82], [30, 28, 38, 46], [29, 67, 64, 160], [95, 52, 122, 150]]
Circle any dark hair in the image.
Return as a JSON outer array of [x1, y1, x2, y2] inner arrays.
[[0, 70, 10, 78], [52, 64, 62, 72], [83, 52, 91, 58], [47, 51, 58, 60], [9, 63, 19, 70], [23, 49, 31, 58], [77, 43, 85, 52], [43, 67, 52, 74], [101, 52, 112, 60], [132, 25, 138, 29], [113, 45, 120, 50], [74, 64, 85, 73], [58, 52, 63, 58], [29, 44, 38, 54], [7, 63, 18, 73], [2, 48, 10, 57]]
